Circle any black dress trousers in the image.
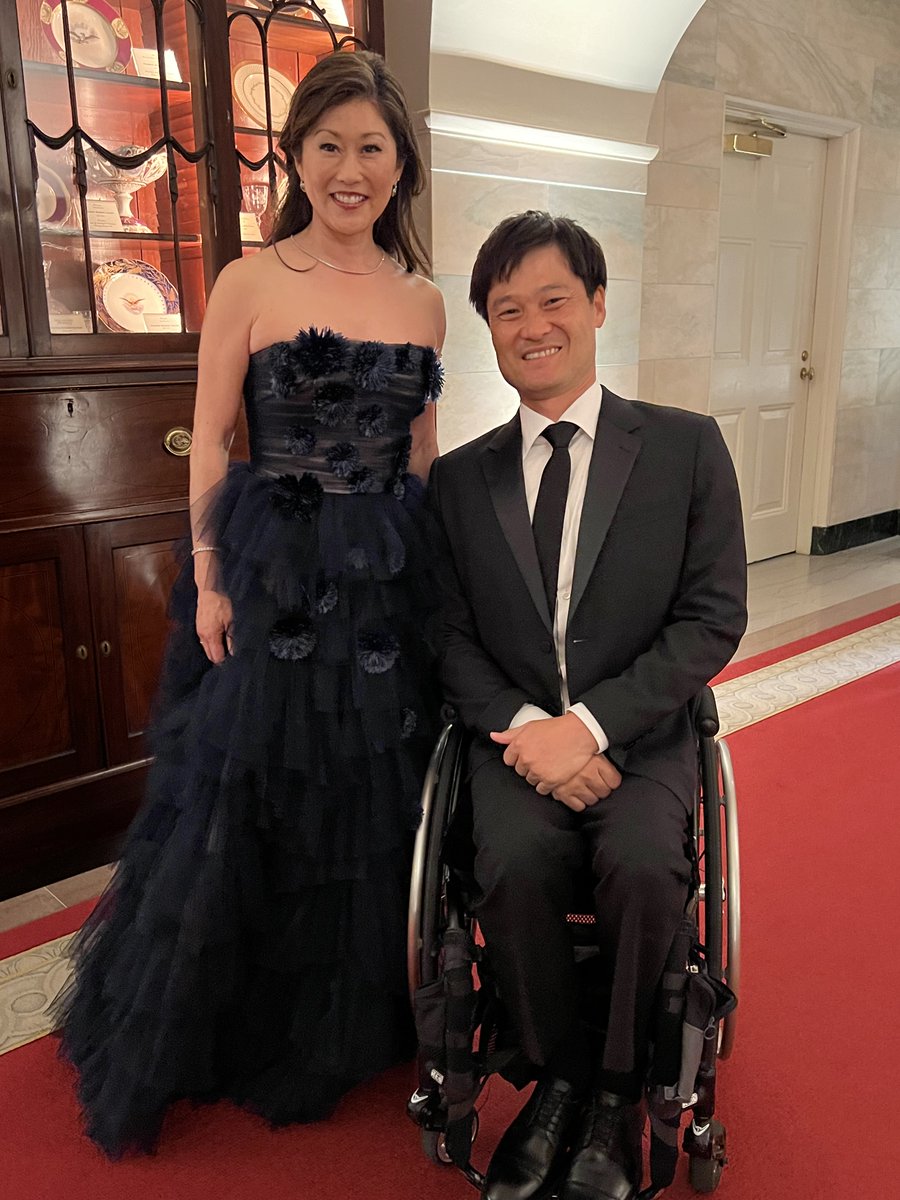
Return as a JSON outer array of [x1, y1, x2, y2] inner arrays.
[[470, 752, 692, 1086]]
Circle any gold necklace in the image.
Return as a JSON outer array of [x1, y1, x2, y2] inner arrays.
[[281, 234, 386, 276]]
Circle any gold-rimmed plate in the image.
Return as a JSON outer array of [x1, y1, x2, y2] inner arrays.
[[40, 0, 132, 73], [232, 61, 295, 131], [93, 258, 179, 333]]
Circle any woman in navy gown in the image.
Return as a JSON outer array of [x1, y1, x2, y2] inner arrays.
[[53, 50, 446, 1158]]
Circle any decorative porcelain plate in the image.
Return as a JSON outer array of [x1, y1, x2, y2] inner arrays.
[[36, 161, 72, 227], [41, 0, 132, 74], [232, 61, 295, 130], [93, 258, 179, 333]]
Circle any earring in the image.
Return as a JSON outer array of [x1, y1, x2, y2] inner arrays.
[[299, 179, 306, 192], [391, 182, 398, 197]]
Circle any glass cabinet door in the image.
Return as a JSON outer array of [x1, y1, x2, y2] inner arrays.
[[226, 1, 363, 256], [15, 0, 213, 344]]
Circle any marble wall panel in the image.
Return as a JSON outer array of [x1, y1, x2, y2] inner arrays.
[[431, 172, 550, 277], [641, 284, 716, 360], [715, 0, 809, 36], [546, 186, 645, 283], [876, 346, 900, 403], [809, 0, 900, 67], [830, 402, 900, 521], [849, 226, 900, 288], [639, 356, 713, 414], [857, 125, 900, 193], [597, 364, 640, 399], [436, 274, 495, 375], [854, 188, 900, 229], [597, 279, 642, 367], [844, 288, 900, 349], [663, 3, 719, 90], [646, 162, 722, 211], [437, 370, 518, 454], [715, 11, 875, 123], [838, 348, 880, 407], [659, 82, 725, 170], [873, 65, 900, 129], [642, 205, 660, 285], [652, 207, 719, 286]]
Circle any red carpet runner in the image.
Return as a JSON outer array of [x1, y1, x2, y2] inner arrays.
[[2, 662, 899, 1198]]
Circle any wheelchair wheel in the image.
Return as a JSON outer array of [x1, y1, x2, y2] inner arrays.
[[687, 1119, 726, 1193]]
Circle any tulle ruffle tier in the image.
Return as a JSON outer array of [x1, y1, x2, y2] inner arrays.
[[53, 463, 440, 1157]]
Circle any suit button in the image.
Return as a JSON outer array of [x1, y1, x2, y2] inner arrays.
[[540, 639, 553, 654]]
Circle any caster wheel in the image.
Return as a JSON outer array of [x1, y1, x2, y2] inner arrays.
[[421, 1110, 480, 1167], [688, 1119, 726, 1193], [421, 1128, 453, 1165]]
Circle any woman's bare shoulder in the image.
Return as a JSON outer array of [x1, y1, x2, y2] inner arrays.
[[395, 269, 446, 344]]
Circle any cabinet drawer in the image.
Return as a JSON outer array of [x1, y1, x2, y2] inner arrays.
[[0, 385, 196, 527]]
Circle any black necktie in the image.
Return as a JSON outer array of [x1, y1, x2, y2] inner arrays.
[[531, 421, 579, 618]]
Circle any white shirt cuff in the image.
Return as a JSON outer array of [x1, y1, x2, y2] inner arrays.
[[568, 703, 609, 754], [510, 703, 554, 728]]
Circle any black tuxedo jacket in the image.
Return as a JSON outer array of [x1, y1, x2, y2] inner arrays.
[[428, 388, 748, 806]]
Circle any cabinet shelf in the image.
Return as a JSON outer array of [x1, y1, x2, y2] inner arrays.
[[40, 228, 202, 244], [226, 4, 347, 54], [24, 59, 192, 95]]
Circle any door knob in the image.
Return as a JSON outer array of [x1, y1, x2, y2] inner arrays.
[[800, 365, 815, 381]]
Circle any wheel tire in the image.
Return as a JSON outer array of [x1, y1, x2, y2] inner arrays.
[[421, 1129, 452, 1166], [420, 1110, 480, 1167], [688, 1118, 726, 1193], [689, 1154, 723, 1193]]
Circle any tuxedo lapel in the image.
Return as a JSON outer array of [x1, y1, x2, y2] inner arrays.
[[481, 416, 553, 632], [570, 390, 642, 619]]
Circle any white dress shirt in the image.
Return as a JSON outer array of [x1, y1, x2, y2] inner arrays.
[[510, 382, 609, 754]]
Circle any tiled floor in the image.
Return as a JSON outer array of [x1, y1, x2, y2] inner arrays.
[[0, 865, 115, 936], [0, 537, 898, 937], [735, 536, 900, 660]]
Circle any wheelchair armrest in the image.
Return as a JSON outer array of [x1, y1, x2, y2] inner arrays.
[[695, 686, 720, 738]]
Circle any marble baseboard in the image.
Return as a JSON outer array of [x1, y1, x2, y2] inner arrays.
[[811, 510, 900, 554]]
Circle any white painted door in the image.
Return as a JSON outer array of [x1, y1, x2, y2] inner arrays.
[[711, 129, 827, 562]]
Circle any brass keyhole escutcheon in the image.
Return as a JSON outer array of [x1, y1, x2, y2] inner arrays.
[[163, 427, 192, 456], [75, 644, 88, 660], [100, 641, 112, 657]]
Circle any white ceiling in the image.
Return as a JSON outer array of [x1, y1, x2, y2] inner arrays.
[[431, 0, 707, 93]]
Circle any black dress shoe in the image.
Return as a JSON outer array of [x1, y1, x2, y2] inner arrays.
[[559, 1090, 643, 1200], [482, 1076, 584, 1200]]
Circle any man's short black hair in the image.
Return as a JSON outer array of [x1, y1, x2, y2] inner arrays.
[[469, 211, 608, 322]]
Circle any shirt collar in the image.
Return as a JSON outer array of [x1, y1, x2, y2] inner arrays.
[[518, 381, 603, 456]]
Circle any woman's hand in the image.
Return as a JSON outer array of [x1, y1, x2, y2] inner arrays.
[[196, 589, 234, 664]]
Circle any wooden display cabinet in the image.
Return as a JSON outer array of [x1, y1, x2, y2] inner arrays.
[[0, 0, 381, 899]]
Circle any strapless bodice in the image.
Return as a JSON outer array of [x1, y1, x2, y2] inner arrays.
[[244, 327, 442, 498]]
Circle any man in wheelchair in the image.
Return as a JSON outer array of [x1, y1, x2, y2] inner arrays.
[[427, 212, 747, 1200]]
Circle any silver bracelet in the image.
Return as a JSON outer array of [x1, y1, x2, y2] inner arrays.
[[191, 545, 220, 556]]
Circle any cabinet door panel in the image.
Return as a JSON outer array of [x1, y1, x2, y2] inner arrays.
[[87, 512, 189, 766], [0, 527, 102, 796]]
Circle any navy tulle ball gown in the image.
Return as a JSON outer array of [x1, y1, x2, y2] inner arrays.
[[53, 327, 443, 1157]]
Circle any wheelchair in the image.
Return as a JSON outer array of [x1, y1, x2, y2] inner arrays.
[[407, 688, 741, 1198]]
